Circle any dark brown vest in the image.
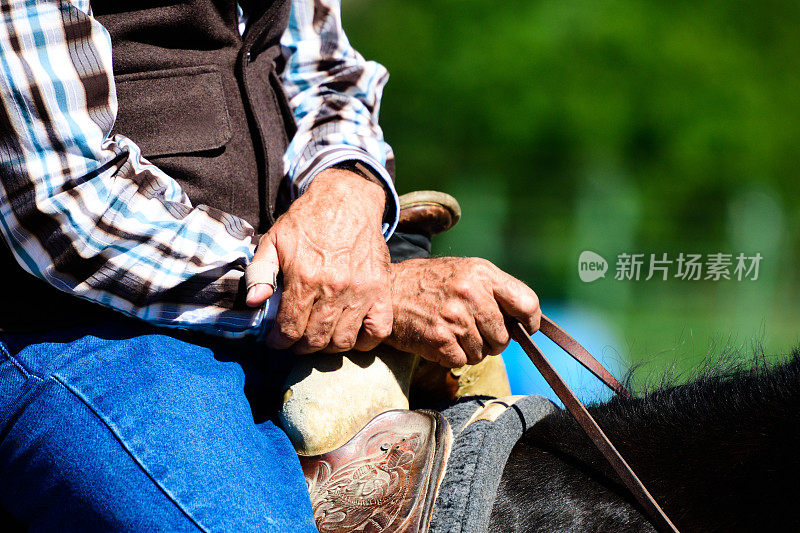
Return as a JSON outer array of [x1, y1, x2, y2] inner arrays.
[[95, 0, 295, 231], [1, 0, 294, 332]]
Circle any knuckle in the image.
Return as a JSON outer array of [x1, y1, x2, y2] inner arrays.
[[332, 334, 357, 351], [442, 301, 464, 322], [466, 352, 483, 366], [485, 326, 509, 350], [364, 324, 392, 342], [304, 335, 328, 350], [312, 318, 336, 336], [371, 320, 392, 341], [529, 288, 540, 308], [277, 324, 302, 342], [496, 328, 511, 346], [361, 312, 392, 342], [441, 345, 466, 368], [325, 274, 350, 294], [486, 344, 504, 356], [432, 325, 452, 345], [295, 268, 319, 289], [523, 290, 540, 314], [450, 278, 474, 299], [470, 257, 494, 275]]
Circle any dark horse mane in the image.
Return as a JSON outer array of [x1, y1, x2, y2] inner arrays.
[[490, 350, 800, 532]]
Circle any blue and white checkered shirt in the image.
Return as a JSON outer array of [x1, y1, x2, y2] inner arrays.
[[0, 0, 398, 338]]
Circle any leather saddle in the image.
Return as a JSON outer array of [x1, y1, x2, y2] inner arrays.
[[295, 191, 459, 531], [299, 410, 453, 533]]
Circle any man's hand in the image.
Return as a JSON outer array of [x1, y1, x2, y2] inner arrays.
[[385, 257, 541, 368], [246, 168, 392, 354]]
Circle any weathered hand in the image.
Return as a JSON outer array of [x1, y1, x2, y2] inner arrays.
[[385, 257, 541, 367], [246, 168, 392, 354]]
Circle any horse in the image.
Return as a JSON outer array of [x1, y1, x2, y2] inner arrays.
[[489, 351, 800, 531]]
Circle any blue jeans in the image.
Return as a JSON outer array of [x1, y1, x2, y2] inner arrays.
[[0, 323, 317, 532]]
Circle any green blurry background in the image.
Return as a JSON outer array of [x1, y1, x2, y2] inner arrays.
[[344, 0, 799, 386]]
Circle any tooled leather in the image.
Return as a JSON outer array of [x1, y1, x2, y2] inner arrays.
[[300, 410, 447, 533], [305, 432, 420, 532]]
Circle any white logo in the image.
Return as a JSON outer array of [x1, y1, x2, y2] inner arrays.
[[578, 251, 608, 282]]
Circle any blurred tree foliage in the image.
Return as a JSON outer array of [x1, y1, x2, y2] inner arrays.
[[344, 0, 800, 364]]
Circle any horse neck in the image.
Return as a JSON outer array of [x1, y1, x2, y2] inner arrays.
[[492, 356, 800, 532]]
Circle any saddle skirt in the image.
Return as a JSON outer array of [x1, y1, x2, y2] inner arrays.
[[300, 410, 453, 532], [300, 395, 557, 533]]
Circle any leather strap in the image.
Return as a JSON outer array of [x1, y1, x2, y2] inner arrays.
[[510, 319, 680, 533], [539, 315, 632, 398]]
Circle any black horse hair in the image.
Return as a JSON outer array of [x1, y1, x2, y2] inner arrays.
[[490, 349, 800, 532]]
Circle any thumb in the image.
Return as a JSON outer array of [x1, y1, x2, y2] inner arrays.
[[245, 232, 280, 307]]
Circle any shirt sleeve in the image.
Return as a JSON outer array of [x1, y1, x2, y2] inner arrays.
[[0, 0, 275, 338], [280, 0, 400, 238]]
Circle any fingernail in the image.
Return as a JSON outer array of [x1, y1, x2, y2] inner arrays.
[[246, 284, 267, 305], [246, 286, 257, 305]]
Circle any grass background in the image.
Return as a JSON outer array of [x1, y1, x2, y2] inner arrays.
[[343, 0, 800, 383]]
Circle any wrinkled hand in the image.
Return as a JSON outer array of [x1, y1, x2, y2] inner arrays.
[[246, 168, 392, 354], [385, 257, 541, 368]]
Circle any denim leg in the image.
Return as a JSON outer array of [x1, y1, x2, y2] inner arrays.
[[0, 333, 316, 532]]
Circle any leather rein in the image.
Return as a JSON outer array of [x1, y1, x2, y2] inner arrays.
[[509, 315, 680, 533]]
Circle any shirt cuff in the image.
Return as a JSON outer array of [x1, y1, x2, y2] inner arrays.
[[291, 147, 400, 240]]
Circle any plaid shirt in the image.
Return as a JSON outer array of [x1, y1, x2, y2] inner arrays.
[[0, 0, 398, 338]]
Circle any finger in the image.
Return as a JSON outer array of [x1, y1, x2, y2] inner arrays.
[[293, 299, 344, 354], [455, 317, 484, 366], [245, 234, 280, 307], [435, 340, 470, 369], [438, 298, 482, 362], [246, 284, 271, 308], [382, 330, 465, 368], [492, 270, 541, 335], [353, 297, 393, 351], [475, 306, 511, 356], [322, 304, 366, 353], [266, 285, 314, 350]]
